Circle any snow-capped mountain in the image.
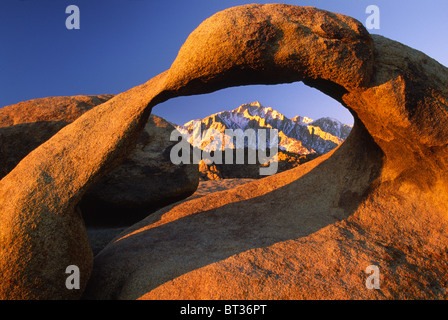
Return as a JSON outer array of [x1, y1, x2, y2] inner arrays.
[[176, 101, 353, 155]]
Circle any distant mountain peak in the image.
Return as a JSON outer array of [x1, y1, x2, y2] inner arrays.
[[235, 101, 264, 113], [234, 102, 285, 122], [291, 115, 313, 124], [177, 102, 352, 155]]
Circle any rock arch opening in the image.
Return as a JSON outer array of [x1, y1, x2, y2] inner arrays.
[[83, 4, 448, 300], [152, 81, 355, 182]]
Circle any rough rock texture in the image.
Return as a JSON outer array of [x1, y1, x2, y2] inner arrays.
[[0, 97, 198, 227], [1, 4, 447, 300], [83, 4, 448, 300], [163, 4, 374, 95], [198, 150, 318, 180], [0, 72, 169, 299], [0, 95, 114, 179], [0, 95, 115, 127], [80, 114, 199, 227], [87, 179, 254, 256]]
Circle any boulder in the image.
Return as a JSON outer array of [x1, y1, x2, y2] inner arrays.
[[0, 95, 114, 179], [0, 71, 169, 299], [83, 4, 448, 300], [0, 97, 199, 227], [198, 149, 318, 180], [86, 178, 254, 256], [80, 114, 199, 227], [0, 94, 115, 127]]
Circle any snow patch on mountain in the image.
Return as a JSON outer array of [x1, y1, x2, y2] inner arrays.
[[176, 102, 353, 155]]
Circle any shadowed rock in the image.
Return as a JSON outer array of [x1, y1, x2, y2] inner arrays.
[[80, 114, 199, 227], [0, 73, 170, 299], [0, 97, 199, 228], [0, 95, 114, 179], [1, 4, 447, 299]]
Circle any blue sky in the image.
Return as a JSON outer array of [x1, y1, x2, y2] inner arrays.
[[1, 0, 447, 126]]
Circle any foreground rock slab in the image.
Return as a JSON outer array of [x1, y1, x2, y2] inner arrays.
[[0, 95, 114, 179], [0, 72, 169, 299], [80, 114, 199, 227], [86, 178, 255, 256], [0, 97, 198, 228]]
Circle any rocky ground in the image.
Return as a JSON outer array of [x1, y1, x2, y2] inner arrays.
[[87, 178, 256, 256], [0, 96, 199, 228], [198, 149, 319, 180]]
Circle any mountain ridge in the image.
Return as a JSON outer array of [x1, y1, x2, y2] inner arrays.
[[176, 101, 353, 155]]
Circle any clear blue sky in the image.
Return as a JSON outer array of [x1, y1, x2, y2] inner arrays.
[[1, 0, 447, 126]]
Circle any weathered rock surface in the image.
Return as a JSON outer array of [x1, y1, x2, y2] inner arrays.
[[87, 178, 254, 256], [0, 71, 169, 299], [198, 149, 318, 180], [0, 94, 115, 127], [0, 95, 114, 179], [80, 114, 199, 226], [83, 4, 448, 300], [1, 3, 447, 300], [0, 97, 198, 227], [163, 4, 374, 95]]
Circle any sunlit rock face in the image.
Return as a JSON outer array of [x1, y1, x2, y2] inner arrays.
[[0, 96, 199, 228], [1, 4, 447, 299], [0, 95, 115, 180], [0, 72, 171, 299]]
